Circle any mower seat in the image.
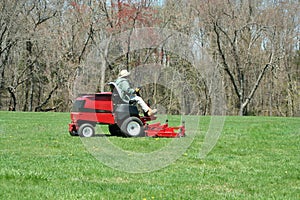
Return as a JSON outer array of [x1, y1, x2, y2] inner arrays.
[[108, 82, 137, 105], [108, 82, 139, 121]]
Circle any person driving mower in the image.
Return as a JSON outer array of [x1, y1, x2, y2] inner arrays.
[[115, 69, 157, 116]]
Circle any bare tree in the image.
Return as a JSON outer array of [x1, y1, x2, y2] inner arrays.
[[192, 0, 293, 115], [0, 0, 298, 116], [0, 0, 22, 110]]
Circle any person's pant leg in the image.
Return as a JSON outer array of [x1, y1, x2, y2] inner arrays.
[[132, 96, 149, 112]]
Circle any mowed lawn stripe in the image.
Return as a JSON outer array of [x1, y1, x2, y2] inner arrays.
[[0, 112, 299, 199]]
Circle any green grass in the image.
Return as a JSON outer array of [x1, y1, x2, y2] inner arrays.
[[0, 111, 299, 199]]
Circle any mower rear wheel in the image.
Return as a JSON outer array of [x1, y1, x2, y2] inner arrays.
[[78, 123, 95, 137], [121, 117, 145, 137]]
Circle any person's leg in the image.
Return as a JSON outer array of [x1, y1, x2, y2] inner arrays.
[[132, 96, 149, 112], [132, 96, 157, 115]]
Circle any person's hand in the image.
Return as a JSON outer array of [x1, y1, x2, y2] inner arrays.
[[135, 87, 140, 93]]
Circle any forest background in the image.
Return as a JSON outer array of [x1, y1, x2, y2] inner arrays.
[[0, 0, 299, 116]]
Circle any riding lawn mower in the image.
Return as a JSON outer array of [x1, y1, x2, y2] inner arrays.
[[68, 82, 185, 138]]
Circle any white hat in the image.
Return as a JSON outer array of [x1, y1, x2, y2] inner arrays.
[[118, 69, 131, 78]]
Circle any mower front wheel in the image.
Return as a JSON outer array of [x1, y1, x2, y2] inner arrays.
[[108, 124, 123, 137], [69, 131, 78, 136], [78, 123, 95, 137], [121, 117, 145, 137]]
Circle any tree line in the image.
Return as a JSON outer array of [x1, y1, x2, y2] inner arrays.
[[0, 0, 299, 116]]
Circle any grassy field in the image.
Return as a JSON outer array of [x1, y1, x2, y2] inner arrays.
[[0, 111, 299, 200]]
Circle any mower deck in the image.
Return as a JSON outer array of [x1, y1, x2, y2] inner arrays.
[[145, 121, 185, 138]]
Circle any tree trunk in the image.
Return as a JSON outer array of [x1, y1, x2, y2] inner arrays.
[[0, 65, 5, 109], [35, 85, 58, 112], [7, 86, 16, 111], [99, 34, 112, 92], [238, 64, 270, 115]]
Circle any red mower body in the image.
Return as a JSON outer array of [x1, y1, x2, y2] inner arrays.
[[69, 83, 185, 138], [70, 92, 114, 124], [69, 92, 115, 135]]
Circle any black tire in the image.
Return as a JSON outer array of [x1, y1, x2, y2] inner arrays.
[[108, 124, 123, 137], [78, 123, 95, 137], [120, 117, 145, 137], [69, 131, 78, 136]]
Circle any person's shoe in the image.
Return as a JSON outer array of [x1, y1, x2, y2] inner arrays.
[[147, 108, 157, 116]]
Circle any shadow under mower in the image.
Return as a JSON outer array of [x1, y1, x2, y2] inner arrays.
[[68, 82, 185, 138]]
